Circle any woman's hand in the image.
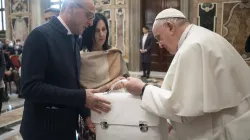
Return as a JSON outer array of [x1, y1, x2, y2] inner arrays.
[[86, 116, 96, 134], [96, 76, 126, 92], [168, 123, 173, 133], [110, 76, 126, 90]]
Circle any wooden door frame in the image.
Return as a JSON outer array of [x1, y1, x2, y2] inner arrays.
[[127, 0, 189, 71]]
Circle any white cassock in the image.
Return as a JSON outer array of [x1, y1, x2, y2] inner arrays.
[[141, 24, 250, 140]]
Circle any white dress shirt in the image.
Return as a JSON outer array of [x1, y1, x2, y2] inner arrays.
[[142, 33, 148, 50]]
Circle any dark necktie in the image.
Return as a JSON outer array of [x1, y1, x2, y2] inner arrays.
[[71, 35, 81, 80]]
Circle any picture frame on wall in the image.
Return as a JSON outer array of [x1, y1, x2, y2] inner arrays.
[[10, 0, 29, 14], [102, 0, 111, 5], [11, 15, 30, 43]]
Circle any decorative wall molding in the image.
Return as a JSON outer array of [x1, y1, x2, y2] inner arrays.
[[116, 0, 125, 5], [221, 1, 250, 54], [198, 3, 217, 32], [127, 0, 140, 71], [115, 8, 125, 54], [6, 0, 31, 44], [222, 1, 250, 36]]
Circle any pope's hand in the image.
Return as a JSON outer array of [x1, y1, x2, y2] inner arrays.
[[123, 77, 145, 96], [85, 89, 111, 114]]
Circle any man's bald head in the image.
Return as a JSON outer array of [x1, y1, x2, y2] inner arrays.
[[60, 0, 94, 13], [59, 0, 95, 35]]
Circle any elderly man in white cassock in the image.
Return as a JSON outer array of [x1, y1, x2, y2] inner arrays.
[[123, 8, 250, 140]]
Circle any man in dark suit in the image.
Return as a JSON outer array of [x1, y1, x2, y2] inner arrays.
[[44, 8, 60, 22], [21, 0, 111, 139], [140, 26, 154, 78]]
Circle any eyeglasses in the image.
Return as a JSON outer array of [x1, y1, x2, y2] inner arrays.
[[72, 1, 95, 20]]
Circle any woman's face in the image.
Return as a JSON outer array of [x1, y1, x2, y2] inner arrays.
[[94, 19, 107, 48]]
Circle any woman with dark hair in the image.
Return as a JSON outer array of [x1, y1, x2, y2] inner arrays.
[[81, 13, 111, 52], [78, 13, 129, 140]]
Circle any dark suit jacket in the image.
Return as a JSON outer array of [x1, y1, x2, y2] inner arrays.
[[139, 33, 154, 63], [20, 17, 89, 140]]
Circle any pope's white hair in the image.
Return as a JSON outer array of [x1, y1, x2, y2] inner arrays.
[[153, 17, 188, 29]]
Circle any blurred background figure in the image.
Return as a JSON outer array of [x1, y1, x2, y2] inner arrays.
[[44, 8, 60, 22]]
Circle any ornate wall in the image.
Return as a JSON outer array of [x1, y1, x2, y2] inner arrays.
[[5, 0, 44, 44], [190, 0, 250, 55], [5, 0, 31, 44]]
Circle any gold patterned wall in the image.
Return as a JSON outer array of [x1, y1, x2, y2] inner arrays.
[[222, 1, 250, 54], [190, 0, 250, 55], [5, 0, 31, 44], [94, 0, 129, 62]]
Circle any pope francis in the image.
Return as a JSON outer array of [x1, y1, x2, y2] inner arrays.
[[123, 8, 250, 140]]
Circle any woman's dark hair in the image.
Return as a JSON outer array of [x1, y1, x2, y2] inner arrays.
[[81, 13, 110, 51]]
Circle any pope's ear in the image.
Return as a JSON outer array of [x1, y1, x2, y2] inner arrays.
[[163, 21, 173, 31], [165, 21, 176, 35]]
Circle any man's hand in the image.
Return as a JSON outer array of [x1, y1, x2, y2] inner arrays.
[[123, 77, 145, 96], [140, 49, 145, 53], [85, 89, 111, 114], [140, 49, 147, 53]]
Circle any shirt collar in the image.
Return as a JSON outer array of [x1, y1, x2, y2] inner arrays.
[[57, 16, 72, 35], [178, 24, 193, 49]]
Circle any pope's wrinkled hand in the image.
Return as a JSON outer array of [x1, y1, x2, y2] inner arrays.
[[123, 77, 146, 96], [85, 89, 111, 114]]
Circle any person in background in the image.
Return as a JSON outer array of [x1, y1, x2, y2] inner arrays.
[[0, 41, 6, 114], [44, 8, 60, 22], [15, 39, 23, 55], [139, 26, 153, 78], [4, 39, 15, 55]]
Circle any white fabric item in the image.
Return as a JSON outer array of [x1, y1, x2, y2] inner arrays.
[[155, 8, 186, 20], [141, 24, 250, 139], [92, 91, 168, 140], [142, 33, 148, 50]]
